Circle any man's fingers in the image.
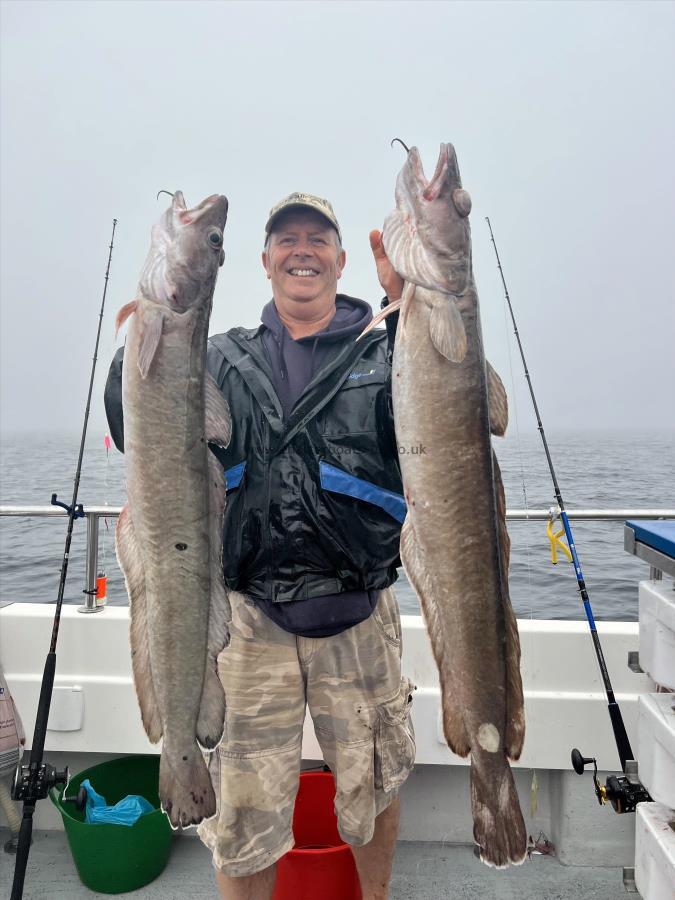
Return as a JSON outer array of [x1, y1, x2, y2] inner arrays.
[[370, 228, 404, 301], [369, 229, 386, 258]]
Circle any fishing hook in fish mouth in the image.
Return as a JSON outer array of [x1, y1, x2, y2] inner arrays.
[[390, 138, 410, 154], [156, 190, 175, 201]]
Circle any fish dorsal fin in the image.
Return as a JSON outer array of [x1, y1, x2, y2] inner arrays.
[[115, 300, 138, 336], [492, 452, 525, 760], [196, 447, 230, 751], [137, 311, 164, 379], [205, 371, 232, 448], [427, 293, 467, 363], [487, 361, 508, 436]]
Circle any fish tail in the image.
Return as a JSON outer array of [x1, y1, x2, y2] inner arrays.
[[160, 743, 216, 829], [470, 755, 527, 868]]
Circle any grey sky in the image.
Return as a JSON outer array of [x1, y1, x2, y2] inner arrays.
[[1, 0, 673, 441]]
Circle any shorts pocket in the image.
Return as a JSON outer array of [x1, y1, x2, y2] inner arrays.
[[371, 589, 402, 648], [374, 676, 416, 792]]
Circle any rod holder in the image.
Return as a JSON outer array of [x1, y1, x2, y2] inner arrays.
[[79, 515, 104, 614]]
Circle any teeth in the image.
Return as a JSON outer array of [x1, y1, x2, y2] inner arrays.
[[290, 269, 317, 276]]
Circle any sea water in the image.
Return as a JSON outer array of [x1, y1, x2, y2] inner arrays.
[[0, 430, 672, 620]]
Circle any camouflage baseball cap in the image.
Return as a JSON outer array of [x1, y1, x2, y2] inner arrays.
[[265, 192, 342, 243]]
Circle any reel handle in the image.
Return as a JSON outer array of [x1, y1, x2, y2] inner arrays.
[[571, 748, 596, 775]]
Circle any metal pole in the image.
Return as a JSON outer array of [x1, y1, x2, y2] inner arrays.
[[79, 514, 103, 613]]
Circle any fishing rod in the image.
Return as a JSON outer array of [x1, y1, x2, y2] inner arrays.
[[485, 217, 650, 814], [10, 219, 118, 900]]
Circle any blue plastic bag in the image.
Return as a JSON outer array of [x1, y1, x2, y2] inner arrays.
[[81, 778, 154, 826]]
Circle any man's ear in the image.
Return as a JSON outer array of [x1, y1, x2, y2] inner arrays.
[[336, 249, 346, 280], [262, 250, 272, 279]]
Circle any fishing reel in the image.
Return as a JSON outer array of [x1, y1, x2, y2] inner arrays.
[[12, 761, 69, 804], [571, 749, 651, 814]]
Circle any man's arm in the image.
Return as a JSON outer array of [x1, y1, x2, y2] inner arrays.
[[104, 347, 125, 452], [103, 341, 232, 456]]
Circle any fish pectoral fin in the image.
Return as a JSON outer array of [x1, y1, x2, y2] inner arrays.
[[487, 362, 508, 437], [115, 300, 138, 336], [493, 452, 525, 760], [357, 297, 403, 340], [205, 371, 232, 448], [137, 310, 165, 379], [427, 294, 467, 363], [400, 516, 471, 757], [115, 504, 163, 743]]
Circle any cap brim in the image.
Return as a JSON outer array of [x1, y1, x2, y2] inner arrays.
[[265, 203, 340, 241]]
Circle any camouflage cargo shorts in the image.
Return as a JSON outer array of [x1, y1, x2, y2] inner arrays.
[[197, 586, 416, 877]]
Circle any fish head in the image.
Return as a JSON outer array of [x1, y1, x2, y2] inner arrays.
[[139, 191, 229, 312], [383, 143, 472, 295]]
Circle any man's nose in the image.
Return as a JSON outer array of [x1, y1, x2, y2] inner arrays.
[[293, 239, 314, 256]]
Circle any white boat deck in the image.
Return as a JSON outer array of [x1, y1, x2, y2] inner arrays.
[[2, 830, 630, 900], [0, 602, 652, 888]]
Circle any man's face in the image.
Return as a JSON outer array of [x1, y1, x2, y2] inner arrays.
[[262, 210, 346, 307]]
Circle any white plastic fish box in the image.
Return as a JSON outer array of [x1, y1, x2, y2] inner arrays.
[[639, 580, 675, 690], [635, 801, 675, 900], [638, 693, 675, 810]]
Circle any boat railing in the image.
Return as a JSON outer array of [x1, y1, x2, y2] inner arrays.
[[2, 505, 674, 612]]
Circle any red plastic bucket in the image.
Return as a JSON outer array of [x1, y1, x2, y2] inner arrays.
[[272, 771, 362, 900]]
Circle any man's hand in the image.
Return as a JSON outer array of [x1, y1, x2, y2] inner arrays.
[[369, 230, 404, 302]]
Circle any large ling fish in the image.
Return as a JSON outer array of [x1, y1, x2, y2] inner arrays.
[[374, 144, 527, 866], [115, 191, 231, 828]]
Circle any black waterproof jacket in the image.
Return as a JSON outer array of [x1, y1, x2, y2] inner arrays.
[[104, 317, 405, 604]]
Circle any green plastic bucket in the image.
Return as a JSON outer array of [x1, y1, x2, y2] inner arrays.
[[49, 754, 173, 894]]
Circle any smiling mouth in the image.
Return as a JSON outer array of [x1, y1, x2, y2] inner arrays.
[[288, 268, 319, 277]]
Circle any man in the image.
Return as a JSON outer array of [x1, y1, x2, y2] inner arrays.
[[105, 192, 413, 900]]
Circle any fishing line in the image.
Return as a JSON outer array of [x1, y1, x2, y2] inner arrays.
[[494, 242, 539, 815], [10, 219, 118, 900], [498, 260, 535, 607], [485, 216, 634, 773]]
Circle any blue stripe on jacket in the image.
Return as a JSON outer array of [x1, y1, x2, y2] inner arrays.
[[319, 461, 406, 524], [224, 461, 246, 490]]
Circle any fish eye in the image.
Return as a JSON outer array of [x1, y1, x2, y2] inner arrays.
[[207, 228, 223, 248]]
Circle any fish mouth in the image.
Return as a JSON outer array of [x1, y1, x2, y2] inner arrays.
[[407, 145, 451, 202], [171, 191, 229, 225]]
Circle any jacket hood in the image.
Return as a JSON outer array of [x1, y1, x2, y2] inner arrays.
[[260, 294, 373, 343]]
